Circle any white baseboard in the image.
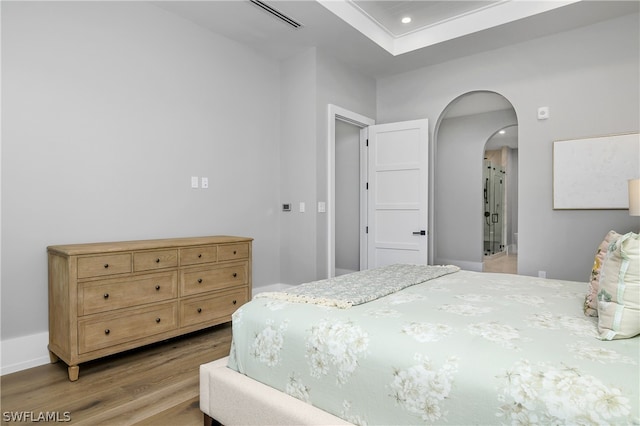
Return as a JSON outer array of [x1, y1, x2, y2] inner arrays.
[[1, 331, 50, 376]]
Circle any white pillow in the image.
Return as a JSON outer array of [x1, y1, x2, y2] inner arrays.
[[597, 232, 640, 340]]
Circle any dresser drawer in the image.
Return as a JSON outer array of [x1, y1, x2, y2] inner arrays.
[[133, 250, 178, 272], [180, 287, 248, 327], [78, 302, 178, 354], [78, 272, 178, 316], [218, 243, 249, 261], [78, 253, 132, 279], [180, 245, 217, 266], [181, 262, 248, 297]]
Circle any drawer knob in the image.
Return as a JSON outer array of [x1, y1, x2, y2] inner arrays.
[[104, 329, 110, 335], [155, 285, 160, 291], [232, 273, 237, 278], [198, 254, 202, 258], [232, 300, 237, 305], [155, 258, 160, 263], [103, 293, 109, 299], [156, 318, 161, 323], [197, 278, 203, 284], [104, 264, 109, 269], [233, 250, 237, 255], [197, 308, 202, 313]]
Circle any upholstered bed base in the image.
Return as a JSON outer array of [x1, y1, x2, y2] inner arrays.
[[199, 357, 350, 425]]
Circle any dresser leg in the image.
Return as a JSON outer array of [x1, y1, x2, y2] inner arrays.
[[68, 365, 79, 381], [48, 350, 60, 363]]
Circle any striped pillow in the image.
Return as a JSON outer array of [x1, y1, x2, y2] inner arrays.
[[597, 232, 640, 340]]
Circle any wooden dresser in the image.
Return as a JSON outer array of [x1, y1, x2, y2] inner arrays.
[[47, 235, 252, 381]]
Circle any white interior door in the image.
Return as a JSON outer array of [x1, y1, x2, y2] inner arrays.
[[367, 119, 429, 268]]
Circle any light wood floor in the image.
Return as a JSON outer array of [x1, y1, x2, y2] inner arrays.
[[0, 323, 232, 426], [483, 253, 517, 274]]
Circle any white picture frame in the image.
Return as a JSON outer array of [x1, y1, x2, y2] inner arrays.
[[553, 133, 640, 209]]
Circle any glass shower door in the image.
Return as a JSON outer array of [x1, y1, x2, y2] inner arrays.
[[483, 159, 505, 256]]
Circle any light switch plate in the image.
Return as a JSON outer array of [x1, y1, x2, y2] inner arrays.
[[191, 176, 199, 188]]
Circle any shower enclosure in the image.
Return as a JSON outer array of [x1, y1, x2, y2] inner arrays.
[[483, 157, 505, 256]]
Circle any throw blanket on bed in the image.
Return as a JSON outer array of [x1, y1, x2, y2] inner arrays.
[[254, 263, 460, 308]]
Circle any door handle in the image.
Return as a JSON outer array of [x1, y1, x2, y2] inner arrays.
[[412, 230, 426, 236]]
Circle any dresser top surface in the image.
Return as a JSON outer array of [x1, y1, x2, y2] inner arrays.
[[47, 236, 253, 256]]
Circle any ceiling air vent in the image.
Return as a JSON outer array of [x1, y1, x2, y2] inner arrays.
[[249, 0, 303, 29]]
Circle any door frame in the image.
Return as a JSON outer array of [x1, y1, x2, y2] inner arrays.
[[327, 104, 375, 278]]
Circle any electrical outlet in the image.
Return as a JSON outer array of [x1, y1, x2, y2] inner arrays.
[[201, 177, 209, 189]]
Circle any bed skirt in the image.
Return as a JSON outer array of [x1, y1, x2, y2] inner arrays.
[[199, 357, 351, 425]]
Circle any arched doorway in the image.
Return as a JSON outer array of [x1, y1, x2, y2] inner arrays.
[[483, 125, 518, 273], [431, 91, 518, 273]]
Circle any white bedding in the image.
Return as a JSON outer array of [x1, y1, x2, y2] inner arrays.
[[227, 268, 639, 425]]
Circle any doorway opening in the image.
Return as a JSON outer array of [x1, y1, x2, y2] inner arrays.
[[327, 105, 374, 278], [335, 120, 361, 276], [432, 91, 518, 274], [483, 125, 518, 274]]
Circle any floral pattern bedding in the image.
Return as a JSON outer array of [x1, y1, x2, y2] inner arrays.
[[228, 269, 639, 425]]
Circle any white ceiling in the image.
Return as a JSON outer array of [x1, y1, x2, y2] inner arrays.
[[352, 1, 501, 37], [154, 0, 639, 79], [317, 0, 586, 56]]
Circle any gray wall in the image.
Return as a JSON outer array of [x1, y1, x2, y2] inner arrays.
[[1, 2, 282, 340], [377, 13, 640, 281], [279, 49, 318, 285], [1, 3, 377, 349], [279, 48, 376, 284]]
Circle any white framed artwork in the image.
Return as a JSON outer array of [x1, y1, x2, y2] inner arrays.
[[553, 133, 640, 209]]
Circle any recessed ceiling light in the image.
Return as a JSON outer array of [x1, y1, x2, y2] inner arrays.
[[499, 130, 506, 135], [401, 16, 412, 24]]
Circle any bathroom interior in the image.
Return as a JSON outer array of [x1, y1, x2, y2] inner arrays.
[[483, 125, 518, 273]]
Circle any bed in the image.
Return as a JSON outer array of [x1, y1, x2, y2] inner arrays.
[[200, 233, 639, 425]]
